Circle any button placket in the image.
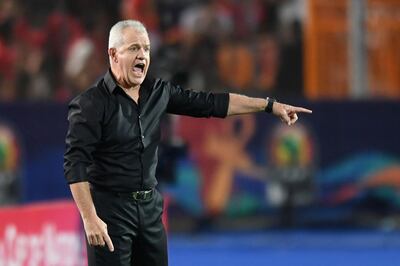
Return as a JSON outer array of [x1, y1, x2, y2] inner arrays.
[[138, 113, 144, 141]]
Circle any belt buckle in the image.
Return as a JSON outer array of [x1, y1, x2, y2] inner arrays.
[[133, 190, 149, 200], [132, 191, 142, 200]]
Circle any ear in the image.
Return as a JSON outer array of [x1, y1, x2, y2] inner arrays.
[[108, 48, 118, 63]]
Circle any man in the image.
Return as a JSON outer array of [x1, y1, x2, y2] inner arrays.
[[64, 20, 312, 266]]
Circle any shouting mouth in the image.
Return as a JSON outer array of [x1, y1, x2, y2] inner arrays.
[[133, 63, 145, 75]]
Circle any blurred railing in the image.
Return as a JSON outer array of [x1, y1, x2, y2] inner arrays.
[[305, 0, 400, 99], [367, 0, 400, 98]]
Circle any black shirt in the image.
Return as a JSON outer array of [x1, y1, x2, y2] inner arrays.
[[64, 70, 229, 191]]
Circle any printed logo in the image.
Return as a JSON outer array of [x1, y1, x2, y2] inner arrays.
[[0, 123, 21, 205]]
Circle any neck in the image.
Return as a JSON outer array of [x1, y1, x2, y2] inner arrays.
[[110, 67, 140, 91], [121, 84, 140, 91]]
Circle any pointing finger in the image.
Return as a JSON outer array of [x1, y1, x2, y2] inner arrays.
[[291, 106, 312, 114], [103, 232, 115, 252]]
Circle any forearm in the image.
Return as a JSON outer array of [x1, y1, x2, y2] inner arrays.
[[69, 181, 97, 221], [227, 93, 267, 116]]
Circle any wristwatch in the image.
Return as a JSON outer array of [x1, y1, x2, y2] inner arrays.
[[264, 97, 276, 113]]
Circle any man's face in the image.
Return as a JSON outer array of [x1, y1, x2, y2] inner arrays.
[[112, 27, 150, 88]]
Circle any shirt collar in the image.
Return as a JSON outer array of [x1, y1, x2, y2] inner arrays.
[[104, 69, 119, 94], [103, 68, 154, 98]]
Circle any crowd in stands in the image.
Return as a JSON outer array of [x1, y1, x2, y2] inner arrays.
[[0, 0, 305, 102]]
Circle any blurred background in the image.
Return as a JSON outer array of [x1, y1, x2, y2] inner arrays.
[[1, 0, 400, 265]]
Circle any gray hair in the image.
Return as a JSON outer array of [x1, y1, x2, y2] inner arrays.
[[108, 20, 148, 49]]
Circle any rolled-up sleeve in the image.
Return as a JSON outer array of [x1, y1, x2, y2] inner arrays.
[[64, 94, 102, 184], [166, 82, 229, 118]]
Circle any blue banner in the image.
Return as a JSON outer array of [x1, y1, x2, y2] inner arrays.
[[1, 101, 399, 227]]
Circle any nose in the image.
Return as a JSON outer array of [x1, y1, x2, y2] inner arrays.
[[137, 48, 145, 59]]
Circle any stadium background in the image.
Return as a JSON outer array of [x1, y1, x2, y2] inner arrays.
[[1, 0, 400, 265]]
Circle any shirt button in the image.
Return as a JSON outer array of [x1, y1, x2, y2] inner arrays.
[[141, 135, 145, 139], [138, 115, 141, 119]]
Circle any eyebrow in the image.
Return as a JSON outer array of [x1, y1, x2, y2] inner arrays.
[[128, 43, 151, 49]]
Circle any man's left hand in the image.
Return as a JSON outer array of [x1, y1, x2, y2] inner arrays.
[[272, 102, 312, 126]]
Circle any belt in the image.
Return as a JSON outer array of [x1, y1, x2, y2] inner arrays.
[[128, 189, 154, 200], [90, 184, 154, 200]]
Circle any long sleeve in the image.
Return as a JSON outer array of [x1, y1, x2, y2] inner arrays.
[[64, 93, 103, 184], [165, 82, 229, 118]]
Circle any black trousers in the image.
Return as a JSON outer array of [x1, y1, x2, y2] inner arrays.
[[88, 187, 168, 266]]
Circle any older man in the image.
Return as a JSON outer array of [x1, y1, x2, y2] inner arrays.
[[64, 20, 311, 266]]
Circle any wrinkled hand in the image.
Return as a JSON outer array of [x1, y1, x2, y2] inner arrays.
[[273, 102, 312, 125], [83, 215, 114, 252]]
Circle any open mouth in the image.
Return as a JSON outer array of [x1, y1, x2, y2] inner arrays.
[[133, 63, 145, 73]]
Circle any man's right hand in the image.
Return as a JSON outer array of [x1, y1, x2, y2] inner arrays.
[[83, 215, 115, 252]]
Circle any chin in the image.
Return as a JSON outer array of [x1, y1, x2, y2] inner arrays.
[[130, 77, 145, 86]]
